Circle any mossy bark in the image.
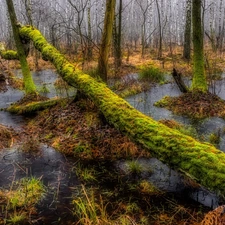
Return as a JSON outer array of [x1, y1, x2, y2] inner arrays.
[[0, 50, 19, 60], [7, 98, 61, 114], [6, 0, 36, 95], [191, 0, 207, 92], [19, 25, 225, 195], [98, 0, 116, 82]]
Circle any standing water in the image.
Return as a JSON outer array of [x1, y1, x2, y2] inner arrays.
[[123, 73, 225, 208], [0, 70, 78, 223], [0, 70, 224, 224]]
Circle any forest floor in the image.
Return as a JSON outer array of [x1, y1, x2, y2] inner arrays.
[[1, 48, 225, 224], [0, 99, 207, 225]]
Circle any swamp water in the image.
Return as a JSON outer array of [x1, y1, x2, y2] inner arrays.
[[0, 70, 224, 223], [0, 70, 78, 223], [123, 73, 225, 208]]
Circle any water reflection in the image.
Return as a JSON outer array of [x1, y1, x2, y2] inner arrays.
[[0, 70, 76, 128], [116, 158, 220, 208], [125, 75, 225, 151]]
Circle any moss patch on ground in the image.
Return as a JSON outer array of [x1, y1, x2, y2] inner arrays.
[[155, 91, 225, 119]]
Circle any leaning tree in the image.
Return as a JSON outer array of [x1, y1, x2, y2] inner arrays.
[[3, 0, 37, 95]]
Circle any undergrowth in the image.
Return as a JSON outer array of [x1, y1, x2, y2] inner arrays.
[[139, 65, 165, 84]]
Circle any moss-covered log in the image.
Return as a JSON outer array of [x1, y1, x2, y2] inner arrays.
[[19, 25, 225, 195], [7, 98, 61, 114], [0, 50, 19, 60]]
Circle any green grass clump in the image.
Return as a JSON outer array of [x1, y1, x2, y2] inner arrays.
[[139, 65, 165, 83], [72, 185, 109, 225], [75, 164, 98, 183], [7, 212, 26, 225], [126, 160, 143, 175], [7, 177, 45, 209]]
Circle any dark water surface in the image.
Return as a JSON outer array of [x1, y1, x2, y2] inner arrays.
[[0, 70, 224, 224], [0, 70, 78, 223], [124, 74, 225, 208], [125, 74, 225, 151]]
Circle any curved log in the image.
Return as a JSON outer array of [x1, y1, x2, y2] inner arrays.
[[19, 25, 225, 195]]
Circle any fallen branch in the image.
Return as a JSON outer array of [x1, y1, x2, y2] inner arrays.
[[172, 68, 188, 93], [7, 98, 62, 114]]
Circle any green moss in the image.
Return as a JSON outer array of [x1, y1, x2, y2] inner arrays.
[[0, 50, 18, 60], [191, 0, 207, 92], [18, 25, 225, 195], [154, 96, 171, 107], [7, 98, 61, 114]]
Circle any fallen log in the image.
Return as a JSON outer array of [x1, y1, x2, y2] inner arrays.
[[7, 98, 62, 114], [0, 50, 19, 60], [19, 25, 225, 195]]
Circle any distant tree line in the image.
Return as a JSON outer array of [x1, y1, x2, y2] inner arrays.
[[0, 0, 224, 56]]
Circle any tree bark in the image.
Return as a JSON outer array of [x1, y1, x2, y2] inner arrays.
[[113, 0, 122, 70], [183, 0, 192, 61], [155, 0, 162, 59], [191, 0, 207, 92], [87, 0, 93, 61], [5, 0, 36, 95], [98, 0, 116, 82], [19, 25, 225, 196]]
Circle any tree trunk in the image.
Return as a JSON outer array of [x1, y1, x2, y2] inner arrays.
[[5, 0, 36, 95], [183, 0, 192, 61], [20, 25, 225, 196], [98, 0, 116, 82], [191, 0, 207, 92], [155, 0, 162, 59], [87, 0, 93, 61], [113, 0, 122, 70]]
